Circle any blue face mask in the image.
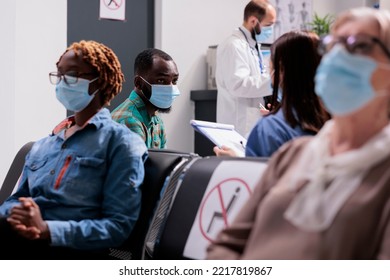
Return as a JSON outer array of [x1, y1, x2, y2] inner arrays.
[[140, 77, 181, 109], [255, 25, 273, 42], [315, 46, 377, 116], [56, 77, 99, 112]]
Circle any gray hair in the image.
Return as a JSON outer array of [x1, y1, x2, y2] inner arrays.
[[332, 7, 390, 49]]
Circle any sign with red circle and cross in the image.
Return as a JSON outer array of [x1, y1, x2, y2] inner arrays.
[[183, 160, 268, 260], [99, 0, 126, 21], [199, 177, 252, 242], [104, 0, 123, 10]]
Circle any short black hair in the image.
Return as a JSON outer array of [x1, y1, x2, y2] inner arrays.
[[134, 48, 173, 76], [243, 0, 267, 22]]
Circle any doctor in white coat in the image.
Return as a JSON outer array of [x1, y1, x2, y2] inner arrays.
[[216, 0, 276, 136]]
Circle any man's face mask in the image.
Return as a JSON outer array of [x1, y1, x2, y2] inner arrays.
[[139, 76, 180, 109], [55, 76, 99, 112], [255, 23, 273, 43]]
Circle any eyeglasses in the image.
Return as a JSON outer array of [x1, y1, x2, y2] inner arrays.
[[49, 71, 96, 85], [318, 34, 390, 59]]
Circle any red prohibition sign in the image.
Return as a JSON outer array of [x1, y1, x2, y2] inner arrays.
[[104, 0, 123, 10], [199, 178, 251, 242]]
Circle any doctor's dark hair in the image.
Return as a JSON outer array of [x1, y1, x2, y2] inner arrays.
[[269, 30, 330, 133], [243, 0, 267, 22], [134, 48, 173, 76], [57, 40, 124, 106]]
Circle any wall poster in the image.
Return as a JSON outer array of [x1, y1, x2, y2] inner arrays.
[[266, 0, 313, 43]]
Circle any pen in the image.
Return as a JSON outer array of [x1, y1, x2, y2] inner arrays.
[[240, 141, 246, 149], [259, 103, 267, 110]]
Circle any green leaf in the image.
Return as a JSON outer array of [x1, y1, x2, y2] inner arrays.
[[307, 12, 335, 36]]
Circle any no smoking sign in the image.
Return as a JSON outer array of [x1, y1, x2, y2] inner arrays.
[[183, 160, 268, 260], [103, 0, 123, 10], [199, 178, 252, 242], [100, 0, 126, 21]]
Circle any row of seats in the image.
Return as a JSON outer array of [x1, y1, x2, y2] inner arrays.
[[0, 142, 268, 260]]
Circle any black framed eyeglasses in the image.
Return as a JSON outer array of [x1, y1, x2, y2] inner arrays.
[[49, 71, 96, 85], [318, 34, 390, 59]]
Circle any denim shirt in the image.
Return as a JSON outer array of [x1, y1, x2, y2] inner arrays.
[[0, 108, 148, 250]]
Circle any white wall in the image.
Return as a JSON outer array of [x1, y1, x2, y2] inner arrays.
[[0, 0, 66, 187], [156, 0, 368, 154], [155, 0, 250, 153], [0, 0, 16, 189], [382, 0, 390, 9]]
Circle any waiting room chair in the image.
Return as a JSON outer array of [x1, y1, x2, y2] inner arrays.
[[0, 142, 201, 260], [108, 149, 200, 259], [0, 141, 34, 204], [143, 155, 268, 260]]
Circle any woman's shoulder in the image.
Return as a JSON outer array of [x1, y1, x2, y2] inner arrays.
[[274, 135, 313, 158], [260, 110, 285, 123], [254, 110, 289, 133], [109, 119, 145, 141], [108, 121, 147, 156], [266, 136, 313, 174]]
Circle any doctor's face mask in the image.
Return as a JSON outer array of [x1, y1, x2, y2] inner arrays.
[[255, 22, 274, 43]]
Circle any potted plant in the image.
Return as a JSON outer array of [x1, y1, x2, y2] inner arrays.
[[308, 13, 335, 36]]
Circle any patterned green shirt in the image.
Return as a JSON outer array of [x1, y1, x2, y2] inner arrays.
[[111, 90, 167, 149]]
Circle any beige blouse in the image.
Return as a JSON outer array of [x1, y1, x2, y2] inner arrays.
[[206, 137, 390, 260]]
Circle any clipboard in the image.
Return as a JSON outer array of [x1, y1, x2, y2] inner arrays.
[[190, 120, 247, 157]]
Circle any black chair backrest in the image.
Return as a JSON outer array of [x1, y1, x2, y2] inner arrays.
[[144, 156, 268, 260], [109, 149, 199, 260], [0, 142, 34, 204]]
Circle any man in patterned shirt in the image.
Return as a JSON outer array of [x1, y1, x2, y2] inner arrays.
[[112, 48, 180, 148]]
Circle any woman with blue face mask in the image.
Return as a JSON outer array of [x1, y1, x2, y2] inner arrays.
[[0, 40, 147, 259], [207, 7, 390, 260]]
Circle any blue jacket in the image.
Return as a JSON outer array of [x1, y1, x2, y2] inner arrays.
[[0, 108, 147, 250], [245, 109, 313, 157]]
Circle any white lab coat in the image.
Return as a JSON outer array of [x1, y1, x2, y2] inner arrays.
[[216, 27, 271, 137]]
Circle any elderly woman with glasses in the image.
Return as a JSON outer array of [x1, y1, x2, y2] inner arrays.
[[0, 40, 147, 259], [207, 7, 390, 260]]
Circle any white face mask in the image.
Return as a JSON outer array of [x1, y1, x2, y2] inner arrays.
[[55, 77, 99, 112]]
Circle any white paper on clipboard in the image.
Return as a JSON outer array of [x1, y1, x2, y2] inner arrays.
[[190, 120, 247, 157]]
